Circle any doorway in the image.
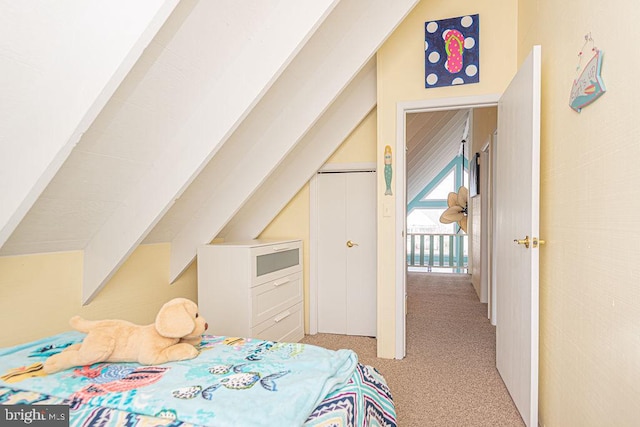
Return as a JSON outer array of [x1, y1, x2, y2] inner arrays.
[[404, 105, 497, 337], [394, 95, 501, 358]]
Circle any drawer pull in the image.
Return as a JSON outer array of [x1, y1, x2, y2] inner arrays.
[[273, 278, 290, 287], [272, 245, 290, 252], [274, 311, 291, 323]]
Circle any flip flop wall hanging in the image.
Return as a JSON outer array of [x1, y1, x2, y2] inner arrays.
[[425, 14, 479, 88], [569, 33, 606, 112]]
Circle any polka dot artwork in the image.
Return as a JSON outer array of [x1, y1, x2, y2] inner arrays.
[[425, 14, 479, 88]]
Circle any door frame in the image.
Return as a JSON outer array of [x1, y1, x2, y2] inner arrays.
[[394, 94, 500, 358], [489, 130, 498, 325], [480, 136, 491, 307], [309, 162, 377, 334]]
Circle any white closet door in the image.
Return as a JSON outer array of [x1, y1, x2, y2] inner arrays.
[[317, 172, 347, 334], [317, 171, 376, 336]]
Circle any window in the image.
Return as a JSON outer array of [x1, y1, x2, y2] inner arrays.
[[407, 155, 468, 234]]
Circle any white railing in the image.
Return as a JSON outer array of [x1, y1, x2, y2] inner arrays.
[[407, 233, 468, 272]]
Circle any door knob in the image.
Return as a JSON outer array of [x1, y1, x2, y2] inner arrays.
[[514, 236, 530, 248], [532, 237, 545, 248], [346, 240, 359, 248]]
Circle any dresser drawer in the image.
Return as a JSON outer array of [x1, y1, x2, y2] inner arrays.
[[197, 239, 303, 341], [251, 302, 304, 343], [250, 240, 302, 286], [251, 271, 302, 326]]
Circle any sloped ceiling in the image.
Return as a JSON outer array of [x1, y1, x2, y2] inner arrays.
[[0, 0, 180, 249], [0, 0, 419, 304], [406, 109, 471, 203], [218, 59, 377, 243]]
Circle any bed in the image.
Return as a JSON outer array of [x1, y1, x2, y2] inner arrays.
[[0, 332, 396, 426]]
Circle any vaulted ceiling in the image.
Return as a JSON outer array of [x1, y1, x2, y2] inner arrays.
[[0, 0, 418, 303], [406, 109, 471, 203]]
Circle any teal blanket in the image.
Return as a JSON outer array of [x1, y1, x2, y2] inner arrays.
[[0, 332, 359, 426]]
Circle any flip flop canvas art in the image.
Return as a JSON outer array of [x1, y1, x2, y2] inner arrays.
[[425, 14, 480, 88]]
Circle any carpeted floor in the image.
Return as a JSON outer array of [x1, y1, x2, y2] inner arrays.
[[300, 272, 525, 426]]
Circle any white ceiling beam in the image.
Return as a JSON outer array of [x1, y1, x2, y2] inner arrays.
[[0, 0, 179, 249], [81, 0, 340, 304], [220, 59, 376, 242], [168, 0, 418, 282]]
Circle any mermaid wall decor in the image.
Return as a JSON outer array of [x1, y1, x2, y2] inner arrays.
[[384, 145, 393, 196], [424, 14, 479, 88]]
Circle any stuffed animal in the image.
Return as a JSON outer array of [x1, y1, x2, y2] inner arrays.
[[43, 297, 208, 374]]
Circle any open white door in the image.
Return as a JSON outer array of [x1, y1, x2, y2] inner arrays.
[[494, 46, 541, 427]]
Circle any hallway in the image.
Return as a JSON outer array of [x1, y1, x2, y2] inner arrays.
[[402, 272, 523, 425]]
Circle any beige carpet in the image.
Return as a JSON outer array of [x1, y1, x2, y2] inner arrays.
[[301, 272, 525, 426]]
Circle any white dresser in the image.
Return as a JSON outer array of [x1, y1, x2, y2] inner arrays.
[[197, 239, 304, 343]]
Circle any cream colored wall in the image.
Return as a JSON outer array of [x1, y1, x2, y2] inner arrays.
[[326, 108, 377, 164], [0, 243, 197, 348], [518, 1, 640, 425], [259, 108, 377, 333], [376, 0, 518, 357], [469, 107, 496, 300]]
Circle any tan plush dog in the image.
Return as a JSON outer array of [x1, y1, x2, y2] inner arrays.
[[43, 298, 208, 374]]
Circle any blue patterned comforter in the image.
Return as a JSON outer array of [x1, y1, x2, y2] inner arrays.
[[0, 332, 396, 426]]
